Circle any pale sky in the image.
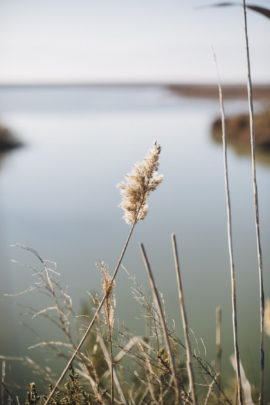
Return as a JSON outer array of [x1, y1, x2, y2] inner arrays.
[[0, 0, 269, 84]]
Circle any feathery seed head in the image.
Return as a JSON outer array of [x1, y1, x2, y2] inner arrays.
[[117, 142, 163, 224], [96, 261, 115, 328]]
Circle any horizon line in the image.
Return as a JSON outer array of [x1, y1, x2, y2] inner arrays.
[[0, 80, 270, 88]]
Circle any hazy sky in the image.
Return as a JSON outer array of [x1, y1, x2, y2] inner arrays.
[[0, 0, 269, 83]]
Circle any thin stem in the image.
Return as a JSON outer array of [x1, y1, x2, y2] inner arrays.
[[216, 306, 222, 404], [1, 361, 5, 405], [242, 2, 264, 404], [171, 234, 197, 405], [97, 333, 127, 404], [44, 222, 136, 405], [214, 51, 243, 405], [140, 243, 182, 405], [108, 323, 114, 405], [204, 377, 216, 405]]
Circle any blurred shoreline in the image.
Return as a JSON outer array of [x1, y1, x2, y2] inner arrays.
[[0, 82, 270, 100], [167, 83, 270, 100]]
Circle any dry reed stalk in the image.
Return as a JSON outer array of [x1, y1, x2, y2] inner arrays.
[[1, 361, 5, 405], [99, 262, 116, 405], [10, 245, 76, 351], [134, 333, 159, 403], [216, 306, 222, 403], [140, 243, 182, 405], [97, 334, 127, 405], [44, 143, 163, 405], [76, 356, 105, 404], [144, 351, 159, 404], [125, 266, 232, 404], [171, 234, 197, 405], [108, 305, 114, 404], [230, 356, 255, 405], [0, 361, 15, 405], [242, 2, 265, 403], [214, 51, 243, 405], [44, 223, 135, 405], [204, 377, 216, 405]]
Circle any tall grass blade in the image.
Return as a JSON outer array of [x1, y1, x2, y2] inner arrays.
[[242, 2, 265, 403], [44, 222, 136, 405], [213, 50, 243, 405], [140, 243, 182, 405], [171, 233, 197, 405]]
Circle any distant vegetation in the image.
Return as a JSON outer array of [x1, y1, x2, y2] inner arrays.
[[212, 109, 270, 150], [0, 123, 22, 151]]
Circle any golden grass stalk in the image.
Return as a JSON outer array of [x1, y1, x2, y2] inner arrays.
[[140, 243, 182, 405], [242, 3, 265, 403], [99, 261, 115, 405], [171, 234, 197, 405], [44, 143, 162, 405]]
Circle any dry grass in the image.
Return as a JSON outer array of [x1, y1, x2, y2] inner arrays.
[[1, 124, 267, 404], [1, 4, 269, 398]]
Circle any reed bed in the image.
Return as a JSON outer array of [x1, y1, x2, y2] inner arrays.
[[1, 3, 269, 404], [1, 132, 266, 404]]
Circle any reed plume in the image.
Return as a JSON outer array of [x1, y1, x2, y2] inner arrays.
[[99, 261, 115, 330], [118, 141, 163, 225], [44, 142, 162, 405]]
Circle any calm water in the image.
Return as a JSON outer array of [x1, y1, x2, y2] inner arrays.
[[0, 86, 269, 398]]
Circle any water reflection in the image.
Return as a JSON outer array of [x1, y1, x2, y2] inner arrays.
[[211, 135, 270, 166], [0, 152, 6, 169], [0, 122, 23, 151], [211, 108, 270, 166]]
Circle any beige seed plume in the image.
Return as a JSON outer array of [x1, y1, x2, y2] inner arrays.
[[118, 142, 163, 225], [97, 261, 115, 329]]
